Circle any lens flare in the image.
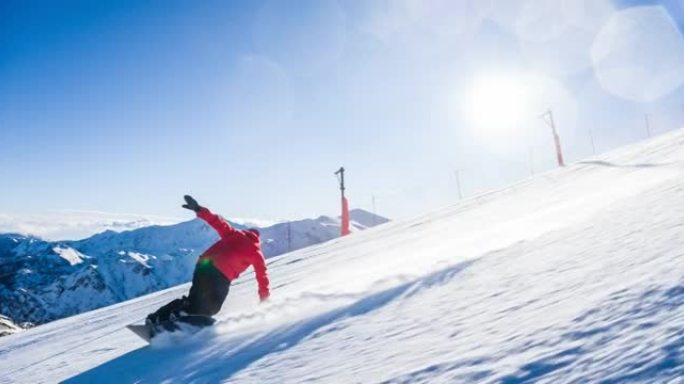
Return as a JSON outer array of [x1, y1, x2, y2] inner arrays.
[[463, 73, 530, 135]]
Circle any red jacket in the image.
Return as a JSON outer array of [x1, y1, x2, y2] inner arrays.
[[196, 208, 270, 301]]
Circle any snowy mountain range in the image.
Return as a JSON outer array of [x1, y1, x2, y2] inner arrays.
[[0, 209, 388, 332], [0, 210, 184, 241]]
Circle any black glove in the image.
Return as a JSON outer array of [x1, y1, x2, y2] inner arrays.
[[182, 195, 202, 212]]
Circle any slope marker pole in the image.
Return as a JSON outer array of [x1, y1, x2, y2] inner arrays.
[[540, 109, 565, 167], [334, 167, 351, 236], [455, 170, 463, 199]]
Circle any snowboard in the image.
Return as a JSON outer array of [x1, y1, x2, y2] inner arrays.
[[127, 315, 216, 343]]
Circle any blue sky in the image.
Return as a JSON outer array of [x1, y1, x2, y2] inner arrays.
[[2, 0, 684, 228]]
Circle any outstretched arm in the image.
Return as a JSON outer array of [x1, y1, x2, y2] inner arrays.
[[183, 195, 236, 239], [197, 208, 236, 239], [253, 253, 270, 302]]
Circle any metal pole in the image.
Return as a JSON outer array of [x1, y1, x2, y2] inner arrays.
[[334, 167, 345, 198], [645, 114, 652, 138], [455, 170, 463, 199], [588, 128, 596, 155], [371, 195, 377, 226], [334, 167, 350, 236], [287, 221, 292, 252], [540, 109, 565, 167]]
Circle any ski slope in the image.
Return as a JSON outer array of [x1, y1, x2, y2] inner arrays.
[[2, 130, 684, 383]]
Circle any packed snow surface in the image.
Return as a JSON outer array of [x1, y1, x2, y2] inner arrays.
[[2, 130, 684, 383]]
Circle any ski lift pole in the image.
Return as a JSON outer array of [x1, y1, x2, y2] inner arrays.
[[540, 109, 565, 167], [335, 167, 346, 198], [335, 167, 351, 236]]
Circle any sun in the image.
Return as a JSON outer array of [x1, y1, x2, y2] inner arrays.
[[462, 73, 530, 135]]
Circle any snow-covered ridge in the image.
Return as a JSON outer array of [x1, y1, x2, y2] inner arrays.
[[0, 209, 388, 331], [0, 315, 22, 337]]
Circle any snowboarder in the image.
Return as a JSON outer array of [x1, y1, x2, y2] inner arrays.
[[145, 195, 270, 327]]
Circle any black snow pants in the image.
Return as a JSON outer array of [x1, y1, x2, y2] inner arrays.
[[147, 262, 231, 323]]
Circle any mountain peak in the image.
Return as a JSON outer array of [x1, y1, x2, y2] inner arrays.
[[349, 208, 390, 228]]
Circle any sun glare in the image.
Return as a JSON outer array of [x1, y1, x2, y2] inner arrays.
[[463, 73, 530, 135]]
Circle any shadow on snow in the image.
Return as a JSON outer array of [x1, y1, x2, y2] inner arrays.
[[64, 259, 476, 383]]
